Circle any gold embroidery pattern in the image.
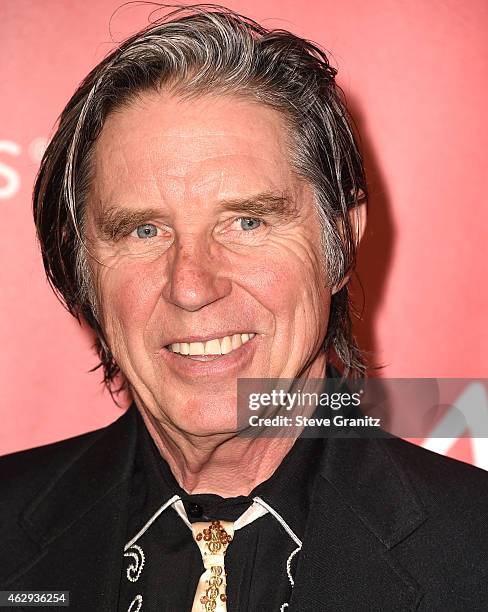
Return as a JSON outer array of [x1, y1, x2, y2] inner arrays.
[[194, 521, 232, 611]]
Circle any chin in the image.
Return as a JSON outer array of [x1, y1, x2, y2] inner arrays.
[[172, 415, 239, 438], [162, 396, 238, 436]]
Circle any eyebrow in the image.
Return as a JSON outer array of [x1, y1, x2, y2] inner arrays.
[[95, 192, 299, 242], [217, 192, 299, 219], [95, 206, 165, 242]]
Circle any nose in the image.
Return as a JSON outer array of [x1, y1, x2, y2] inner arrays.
[[161, 237, 232, 311]]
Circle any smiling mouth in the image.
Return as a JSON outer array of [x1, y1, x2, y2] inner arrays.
[[165, 333, 256, 361]]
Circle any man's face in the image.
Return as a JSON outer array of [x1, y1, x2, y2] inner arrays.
[[86, 92, 331, 435]]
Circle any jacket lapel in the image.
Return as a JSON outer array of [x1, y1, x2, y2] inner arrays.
[[290, 436, 427, 611], [2, 407, 138, 612]]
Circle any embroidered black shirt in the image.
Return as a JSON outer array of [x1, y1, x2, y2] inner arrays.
[[118, 408, 326, 612]]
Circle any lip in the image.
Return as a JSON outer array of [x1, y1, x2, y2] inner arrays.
[[163, 330, 256, 346], [159, 333, 260, 378]]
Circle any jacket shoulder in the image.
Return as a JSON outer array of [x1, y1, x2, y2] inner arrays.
[[0, 418, 121, 516], [383, 436, 488, 503]]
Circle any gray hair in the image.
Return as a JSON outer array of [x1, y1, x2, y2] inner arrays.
[[34, 4, 368, 389]]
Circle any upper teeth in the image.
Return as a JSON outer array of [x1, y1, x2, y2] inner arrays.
[[168, 333, 256, 356]]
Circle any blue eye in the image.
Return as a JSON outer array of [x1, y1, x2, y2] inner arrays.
[[135, 224, 158, 239], [239, 218, 261, 231]]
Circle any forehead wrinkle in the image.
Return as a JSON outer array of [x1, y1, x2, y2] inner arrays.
[[216, 169, 226, 199]]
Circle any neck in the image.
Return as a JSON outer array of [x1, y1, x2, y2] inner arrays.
[[137, 355, 327, 497], [140, 408, 298, 496]]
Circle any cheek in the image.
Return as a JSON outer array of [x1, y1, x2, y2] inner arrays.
[[97, 263, 162, 336], [227, 249, 300, 318], [235, 242, 327, 320], [254, 249, 330, 357]]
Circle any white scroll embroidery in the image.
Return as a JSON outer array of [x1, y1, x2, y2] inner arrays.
[[127, 594, 143, 612], [124, 544, 145, 582]]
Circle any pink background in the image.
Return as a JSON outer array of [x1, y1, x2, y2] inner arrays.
[[1, 1, 487, 464]]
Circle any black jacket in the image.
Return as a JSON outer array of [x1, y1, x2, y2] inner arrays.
[[1, 405, 488, 611]]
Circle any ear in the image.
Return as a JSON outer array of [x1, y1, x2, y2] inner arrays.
[[331, 200, 367, 295]]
